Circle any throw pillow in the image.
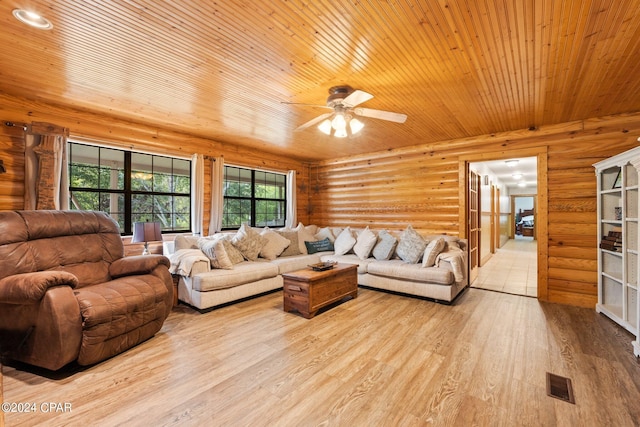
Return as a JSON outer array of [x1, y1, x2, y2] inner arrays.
[[422, 237, 446, 267], [304, 237, 334, 254], [396, 225, 427, 264], [446, 240, 462, 251], [231, 223, 268, 261], [372, 230, 398, 260], [353, 227, 377, 260], [259, 228, 291, 260], [314, 227, 335, 242], [174, 234, 201, 251], [334, 227, 357, 256], [198, 236, 233, 269], [276, 230, 301, 257], [303, 223, 318, 236], [221, 236, 245, 264], [294, 222, 317, 254]]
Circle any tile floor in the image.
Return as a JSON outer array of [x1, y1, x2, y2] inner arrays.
[[471, 236, 537, 297]]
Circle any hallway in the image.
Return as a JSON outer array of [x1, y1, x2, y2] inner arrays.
[[471, 237, 537, 297]]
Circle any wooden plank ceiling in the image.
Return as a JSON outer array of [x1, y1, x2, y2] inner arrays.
[[1, 0, 640, 161]]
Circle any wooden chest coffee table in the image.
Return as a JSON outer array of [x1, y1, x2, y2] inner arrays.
[[282, 263, 358, 318]]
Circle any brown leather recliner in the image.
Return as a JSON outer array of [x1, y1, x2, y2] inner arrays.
[[0, 210, 173, 370]]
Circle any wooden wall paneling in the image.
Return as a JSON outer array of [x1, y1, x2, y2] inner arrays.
[[311, 114, 640, 308], [203, 159, 212, 236], [312, 151, 461, 235], [0, 93, 311, 232], [0, 124, 26, 210], [537, 149, 549, 301]]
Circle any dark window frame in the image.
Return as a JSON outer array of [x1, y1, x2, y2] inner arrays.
[[222, 166, 287, 230], [68, 142, 192, 235]]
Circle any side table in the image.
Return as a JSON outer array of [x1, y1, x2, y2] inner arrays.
[[171, 274, 179, 307]]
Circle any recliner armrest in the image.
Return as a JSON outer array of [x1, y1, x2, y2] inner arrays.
[[110, 255, 171, 278], [0, 271, 78, 304]]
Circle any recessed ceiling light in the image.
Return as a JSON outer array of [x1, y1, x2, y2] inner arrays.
[[12, 9, 53, 30], [505, 160, 519, 168], [518, 182, 527, 188], [512, 173, 523, 180]]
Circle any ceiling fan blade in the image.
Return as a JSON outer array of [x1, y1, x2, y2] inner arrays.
[[295, 112, 333, 131], [342, 90, 374, 107], [353, 107, 407, 123]]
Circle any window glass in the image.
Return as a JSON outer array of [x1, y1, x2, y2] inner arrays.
[[222, 166, 286, 229], [68, 142, 191, 234]]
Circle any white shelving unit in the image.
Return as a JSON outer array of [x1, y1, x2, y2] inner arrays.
[[594, 146, 640, 357]]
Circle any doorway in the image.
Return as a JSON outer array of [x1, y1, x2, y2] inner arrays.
[[464, 155, 541, 298], [513, 195, 536, 240]]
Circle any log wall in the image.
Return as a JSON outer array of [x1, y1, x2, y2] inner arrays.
[[0, 93, 311, 234], [309, 113, 640, 308], [3, 90, 640, 308]]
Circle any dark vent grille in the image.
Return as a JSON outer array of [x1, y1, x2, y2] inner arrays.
[[546, 372, 575, 404]]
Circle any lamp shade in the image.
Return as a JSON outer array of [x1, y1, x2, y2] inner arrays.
[[131, 222, 162, 244], [317, 113, 365, 137]]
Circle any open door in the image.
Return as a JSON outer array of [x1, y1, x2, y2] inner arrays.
[[490, 183, 496, 254], [493, 185, 500, 251], [468, 169, 481, 284]]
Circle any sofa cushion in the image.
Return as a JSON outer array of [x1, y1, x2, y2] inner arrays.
[[354, 227, 377, 260], [259, 228, 291, 260], [314, 227, 335, 242], [422, 237, 446, 268], [221, 236, 245, 264], [367, 259, 454, 285], [334, 227, 357, 256], [198, 236, 233, 269], [303, 223, 318, 236], [396, 225, 427, 264], [192, 261, 279, 291], [372, 230, 398, 260], [319, 254, 371, 274], [275, 231, 299, 257], [269, 253, 322, 274], [293, 223, 317, 254], [305, 237, 334, 254], [174, 235, 201, 251], [232, 223, 268, 261], [74, 274, 169, 342]]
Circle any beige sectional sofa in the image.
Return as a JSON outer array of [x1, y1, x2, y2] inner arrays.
[[166, 224, 468, 311]]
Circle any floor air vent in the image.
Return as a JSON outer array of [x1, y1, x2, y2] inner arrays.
[[546, 372, 575, 404]]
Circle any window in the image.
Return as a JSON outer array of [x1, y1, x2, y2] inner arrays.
[[223, 166, 286, 229], [68, 142, 191, 234]]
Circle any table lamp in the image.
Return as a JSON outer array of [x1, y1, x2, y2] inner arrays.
[[131, 221, 162, 255]]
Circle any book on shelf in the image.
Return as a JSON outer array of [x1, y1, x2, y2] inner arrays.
[[600, 229, 623, 251], [599, 243, 621, 252]]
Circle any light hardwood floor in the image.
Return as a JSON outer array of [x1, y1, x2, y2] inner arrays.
[[472, 237, 538, 297], [3, 287, 640, 426]]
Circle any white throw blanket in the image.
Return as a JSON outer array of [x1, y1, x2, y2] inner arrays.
[[169, 249, 210, 276], [436, 250, 466, 283]]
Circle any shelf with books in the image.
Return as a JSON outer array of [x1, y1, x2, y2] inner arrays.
[[594, 147, 640, 357]]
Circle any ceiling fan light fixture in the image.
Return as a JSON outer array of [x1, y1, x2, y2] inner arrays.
[[291, 86, 406, 137], [331, 113, 347, 131], [318, 119, 332, 135], [334, 129, 348, 138], [350, 118, 364, 134]]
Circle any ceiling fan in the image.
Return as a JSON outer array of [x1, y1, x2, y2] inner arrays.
[[285, 86, 407, 137]]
